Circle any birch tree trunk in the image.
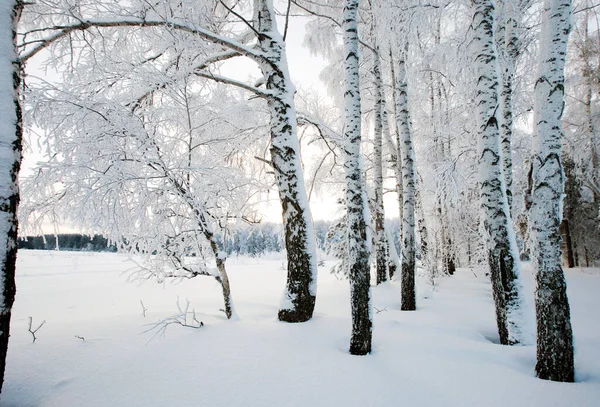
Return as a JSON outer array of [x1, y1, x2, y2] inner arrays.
[[207, 233, 235, 319], [531, 0, 574, 382], [0, 0, 22, 392], [497, 0, 520, 213], [18, 0, 318, 323], [382, 110, 398, 279], [372, 45, 388, 285], [472, 0, 525, 345], [342, 0, 371, 356], [393, 51, 417, 311], [255, 0, 318, 323]]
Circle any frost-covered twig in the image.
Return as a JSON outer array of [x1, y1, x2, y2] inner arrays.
[[140, 300, 147, 317], [145, 298, 204, 343], [28, 317, 46, 343]]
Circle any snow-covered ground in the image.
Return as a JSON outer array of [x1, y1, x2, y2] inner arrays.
[[2, 250, 599, 406]]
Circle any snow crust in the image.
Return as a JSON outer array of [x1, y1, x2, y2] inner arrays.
[[2, 251, 599, 406]]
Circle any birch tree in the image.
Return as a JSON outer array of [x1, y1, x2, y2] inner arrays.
[[0, 0, 22, 393], [496, 0, 532, 213], [22, 80, 263, 319], [471, 0, 526, 345], [392, 49, 417, 311], [19, 0, 319, 322], [342, 0, 371, 356], [372, 43, 388, 285], [530, 0, 575, 382]]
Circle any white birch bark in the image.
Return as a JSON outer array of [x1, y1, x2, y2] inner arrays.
[[497, 0, 525, 213], [0, 0, 22, 392], [393, 50, 417, 311], [372, 44, 388, 285], [342, 0, 371, 355], [471, 0, 526, 345], [530, 0, 574, 382], [382, 109, 398, 279], [17, 0, 319, 323], [254, 0, 319, 323]]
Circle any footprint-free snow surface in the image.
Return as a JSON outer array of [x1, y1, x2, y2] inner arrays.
[[2, 251, 599, 406]]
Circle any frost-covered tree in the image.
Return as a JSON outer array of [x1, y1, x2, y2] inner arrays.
[[471, 0, 525, 345], [0, 0, 22, 393], [372, 42, 388, 285], [392, 49, 417, 311], [342, 0, 371, 356], [22, 79, 266, 319], [496, 0, 533, 213], [18, 0, 319, 323], [562, 0, 600, 266], [530, 0, 575, 382]]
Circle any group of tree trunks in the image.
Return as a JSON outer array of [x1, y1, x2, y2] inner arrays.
[[0, 0, 580, 394]]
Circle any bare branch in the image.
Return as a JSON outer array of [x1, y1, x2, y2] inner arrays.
[[194, 70, 272, 98], [283, 0, 293, 41], [19, 18, 266, 64], [140, 300, 148, 317], [28, 317, 46, 343]]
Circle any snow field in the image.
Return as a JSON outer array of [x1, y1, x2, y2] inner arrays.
[[2, 250, 599, 406]]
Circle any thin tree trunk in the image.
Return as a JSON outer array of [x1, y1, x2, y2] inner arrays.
[[390, 50, 404, 228], [382, 110, 398, 279], [497, 0, 520, 213], [530, 0, 574, 382], [254, 0, 318, 323], [0, 0, 23, 392], [208, 236, 235, 319], [560, 220, 575, 268], [372, 45, 388, 285], [472, 0, 525, 345], [342, 0, 372, 356], [393, 50, 417, 311]]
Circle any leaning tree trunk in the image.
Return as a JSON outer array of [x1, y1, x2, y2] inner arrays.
[[342, 0, 372, 356], [207, 231, 236, 319], [471, 0, 525, 345], [530, 0, 574, 382], [372, 44, 388, 285], [393, 51, 417, 311], [255, 0, 318, 323], [0, 0, 23, 393]]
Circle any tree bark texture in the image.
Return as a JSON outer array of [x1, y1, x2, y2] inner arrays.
[[382, 110, 398, 279], [497, 0, 521, 213], [342, 0, 372, 355], [393, 52, 417, 311], [531, 0, 574, 382], [472, 0, 526, 345], [0, 0, 22, 393], [372, 46, 388, 285], [255, 0, 318, 323]]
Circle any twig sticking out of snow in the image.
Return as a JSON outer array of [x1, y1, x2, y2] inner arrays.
[[140, 300, 147, 317], [75, 335, 85, 341], [145, 297, 204, 343], [374, 307, 388, 314], [28, 317, 46, 343]]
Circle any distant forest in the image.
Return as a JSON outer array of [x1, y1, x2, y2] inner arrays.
[[18, 220, 403, 257]]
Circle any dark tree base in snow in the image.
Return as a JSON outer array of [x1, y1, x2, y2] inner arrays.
[[349, 342, 371, 356], [278, 306, 314, 323], [349, 261, 372, 355], [535, 265, 574, 382], [401, 260, 416, 311]]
